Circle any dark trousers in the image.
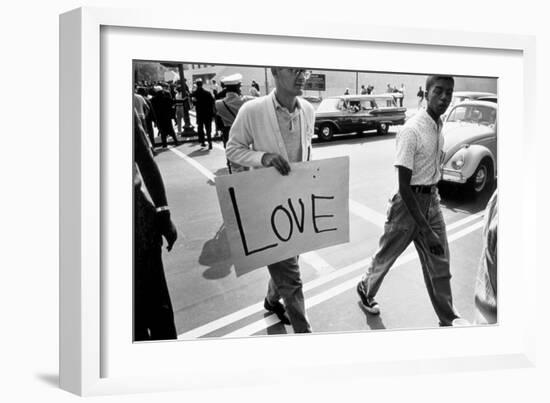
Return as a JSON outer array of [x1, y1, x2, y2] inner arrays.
[[134, 238, 177, 341], [134, 192, 177, 341], [196, 115, 213, 146], [159, 122, 179, 148], [266, 256, 312, 333]]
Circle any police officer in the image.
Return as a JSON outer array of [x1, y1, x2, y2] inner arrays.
[[214, 73, 252, 172]]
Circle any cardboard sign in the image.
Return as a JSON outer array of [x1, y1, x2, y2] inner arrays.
[[215, 157, 349, 271]]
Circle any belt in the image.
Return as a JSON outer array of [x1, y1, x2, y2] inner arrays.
[[410, 185, 437, 194]]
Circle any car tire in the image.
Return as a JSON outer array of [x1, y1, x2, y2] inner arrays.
[[377, 123, 389, 135], [467, 159, 493, 194], [318, 124, 334, 141]]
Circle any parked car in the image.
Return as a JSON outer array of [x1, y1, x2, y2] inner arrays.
[[314, 94, 406, 141], [442, 91, 497, 120], [476, 95, 497, 103], [440, 100, 497, 194]]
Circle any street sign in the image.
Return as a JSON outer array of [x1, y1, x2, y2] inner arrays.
[[305, 73, 326, 91], [215, 157, 349, 271]]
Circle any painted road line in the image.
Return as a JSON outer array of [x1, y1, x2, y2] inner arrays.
[[170, 146, 334, 337], [447, 213, 484, 231], [301, 251, 336, 275], [181, 219, 483, 339], [168, 146, 215, 182], [178, 300, 266, 339], [350, 198, 483, 232], [170, 146, 484, 337], [349, 199, 386, 227], [180, 216, 485, 339], [177, 249, 336, 339], [223, 219, 485, 338]]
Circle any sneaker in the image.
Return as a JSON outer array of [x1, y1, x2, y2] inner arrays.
[[356, 281, 380, 315], [264, 298, 291, 325]]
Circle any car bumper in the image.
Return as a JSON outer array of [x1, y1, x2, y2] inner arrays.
[[441, 169, 467, 184]]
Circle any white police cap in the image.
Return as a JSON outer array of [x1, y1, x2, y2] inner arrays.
[[221, 73, 243, 85]]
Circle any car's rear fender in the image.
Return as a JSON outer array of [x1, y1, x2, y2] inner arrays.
[[315, 120, 341, 133]]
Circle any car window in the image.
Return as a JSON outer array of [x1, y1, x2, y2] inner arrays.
[[316, 98, 341, 113], [360, 100, 376, 110], [447, 106, 468, 122], [447, 105, 497, 127]]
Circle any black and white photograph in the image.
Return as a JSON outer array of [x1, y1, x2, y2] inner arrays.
[[133, 61, 498, 341]]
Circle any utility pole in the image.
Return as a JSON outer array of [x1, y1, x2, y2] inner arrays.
[[264, 67, 269, 95], [177, 63, 195, 136], [355, 71, 359, 94]]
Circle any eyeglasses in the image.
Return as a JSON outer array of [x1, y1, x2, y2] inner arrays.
[[283, 68, 311, 79]]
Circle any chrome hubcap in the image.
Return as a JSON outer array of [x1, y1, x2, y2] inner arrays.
[[474, 166, 487, 192]]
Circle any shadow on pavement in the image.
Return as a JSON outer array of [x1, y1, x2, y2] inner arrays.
[[187, 148, 213, 158], [199, 225, 233, 279], [265, 317, 289, 335], [438, 182, 497, 215], [199, 225, 263, 279], [357, 302, 387, 330]]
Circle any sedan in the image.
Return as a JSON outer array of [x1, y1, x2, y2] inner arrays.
[[314, 94, 407, 141]]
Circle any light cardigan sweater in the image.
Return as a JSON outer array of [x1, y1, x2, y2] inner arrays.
[[226, 90, 315, 168]]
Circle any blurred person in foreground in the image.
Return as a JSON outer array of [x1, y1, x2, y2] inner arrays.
[[474, 190, 498, 324], [356, 75, 466, 327], [134, 110, 178, 341], [226, 66, 315, 333], [134, 87, 157, 151]]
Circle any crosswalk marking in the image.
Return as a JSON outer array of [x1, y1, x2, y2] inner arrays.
[[349, 199, 386, 227], [168, 146, 215, 182], [222, 219, 484, 338], [301, 251, 336, 275], [168, 145, 485, 339]]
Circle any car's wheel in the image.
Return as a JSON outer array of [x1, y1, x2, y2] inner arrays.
[[318, 124, 334, 141], [377, 122, 389, 135], [467, 159, 493, 194]]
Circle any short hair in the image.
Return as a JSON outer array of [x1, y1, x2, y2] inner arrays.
[[425, 75, 454, 92]]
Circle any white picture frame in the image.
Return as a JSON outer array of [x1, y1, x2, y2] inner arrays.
[[60, 6, 537, 396]]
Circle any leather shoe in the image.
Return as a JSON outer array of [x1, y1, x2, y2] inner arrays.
[[264, 298, 291, 325]]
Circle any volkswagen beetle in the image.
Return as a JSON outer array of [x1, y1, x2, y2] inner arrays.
[[440, 100, 497, 194]]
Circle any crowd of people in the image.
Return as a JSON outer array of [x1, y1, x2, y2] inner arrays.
[[133, 75, 262, 155], [133, 70, 498, 341]]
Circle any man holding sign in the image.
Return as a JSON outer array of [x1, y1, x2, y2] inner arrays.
[[226, 66, 315, 333]]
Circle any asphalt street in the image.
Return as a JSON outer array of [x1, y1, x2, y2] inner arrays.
[[149, 122, 494, 339]]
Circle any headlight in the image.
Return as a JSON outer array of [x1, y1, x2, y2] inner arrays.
[[450, 148, 467, 170]]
